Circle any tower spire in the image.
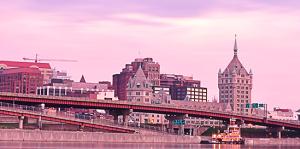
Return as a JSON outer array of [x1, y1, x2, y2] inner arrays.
[[234, 34, 238, 56]]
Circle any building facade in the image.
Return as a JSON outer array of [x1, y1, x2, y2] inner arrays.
[[218, 36, 253, 113], [37, 77, 110, 98], [126, 65, 153, 103], [113, 57, 160, 100], [268, 108, 298, 121], [89, 90, 118, 101], [159, 74, 207, 102], [0, 68, 43, 94], [126, 66, 168, 125], [0, 61, 52, 84]]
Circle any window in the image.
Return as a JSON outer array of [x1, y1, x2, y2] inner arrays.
[[145, 98, 150, 102], [136, 92, 140, 95]]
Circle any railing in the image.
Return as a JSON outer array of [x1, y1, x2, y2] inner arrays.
[[0, 102, 135, 131]]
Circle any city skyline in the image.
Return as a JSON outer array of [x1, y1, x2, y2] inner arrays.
[[1, 0, 300, 110]]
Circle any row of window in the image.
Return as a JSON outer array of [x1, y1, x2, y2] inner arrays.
[[220, 94, 249, 99], [220, 85, 250, 89], [147, 67, 159, 72], [220, 79, 251, 84], [128, 98, 150, 102], [187, 88, 207, 92], [132, 113, 161, 118], [221, 90, 249, 94], [127, 91, 150, 96], [187, 92, 207, 96]]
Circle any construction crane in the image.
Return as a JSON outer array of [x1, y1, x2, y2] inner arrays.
[[23, 54, 77, 63]]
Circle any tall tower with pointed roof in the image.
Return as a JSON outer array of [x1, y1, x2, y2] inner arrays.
[[218, 35, 253, 114]]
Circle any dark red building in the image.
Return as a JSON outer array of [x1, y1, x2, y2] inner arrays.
[[0, 61, 52, 84], [113, 58, 160, 100], [0, 68, 43, 94], [159, 74, 207, 102]]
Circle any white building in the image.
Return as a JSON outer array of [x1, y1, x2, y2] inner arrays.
[[268, 108, 298, 121], [93, 89, 118, 101]]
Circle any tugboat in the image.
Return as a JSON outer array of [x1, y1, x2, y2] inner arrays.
[[211, 118, 245, 144]]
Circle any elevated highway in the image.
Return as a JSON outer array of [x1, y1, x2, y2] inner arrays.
[[0, 92, 299, 131]]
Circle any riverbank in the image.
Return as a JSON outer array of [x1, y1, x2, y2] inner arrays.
[[245, 138, 300, 145], [1, 129, 300, 145], [0, 129, 201, 143]]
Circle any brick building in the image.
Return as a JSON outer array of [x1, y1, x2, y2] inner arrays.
[[0, 61, 52, 84], [0, 68, 43, 94], [218, 35, 253, 113], [113, 58, 160, 100], [159, 74, 207, 102]]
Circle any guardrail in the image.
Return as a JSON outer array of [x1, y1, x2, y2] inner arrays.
[[0, 102, 135, 131]]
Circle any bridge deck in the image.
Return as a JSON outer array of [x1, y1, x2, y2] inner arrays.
[[0, 92, 299, 131]]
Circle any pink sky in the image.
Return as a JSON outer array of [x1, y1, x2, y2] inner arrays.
[[1, 0, 300, 110]]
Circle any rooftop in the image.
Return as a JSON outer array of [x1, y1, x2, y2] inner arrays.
[[0, 60, 51, 69]]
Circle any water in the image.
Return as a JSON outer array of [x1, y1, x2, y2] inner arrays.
[[0, 142, 299, 149]]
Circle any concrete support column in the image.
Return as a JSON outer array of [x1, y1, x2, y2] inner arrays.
[[278, 130, 282, 139], [18, 116, 24, 129], [277, 126, 284, 139], [122, 109, 132, 126], [79, 125, 84, 131], [112, 114, 119, 124], [123, 114, 129, 126], [108, 109, 132, 126], [161, 124, 165, 132], [179, 124, 185, 135], [38, 116, 42, 129], [23, 117, 29, 125], [168, 122, 174, 133]]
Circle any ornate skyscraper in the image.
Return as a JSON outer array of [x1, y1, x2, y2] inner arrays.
[[218, 35, 253, 113]]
